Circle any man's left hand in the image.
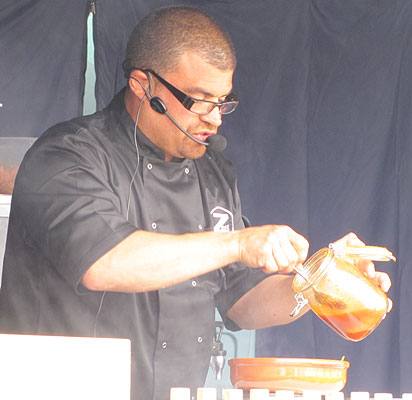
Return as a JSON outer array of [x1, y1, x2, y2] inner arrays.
[[332, 232, 392, 296]]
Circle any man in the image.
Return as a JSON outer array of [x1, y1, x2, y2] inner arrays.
[[0, 6, 390, 400]]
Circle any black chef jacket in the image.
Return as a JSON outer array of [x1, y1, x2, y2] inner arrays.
[[0, 88, 268, 400]]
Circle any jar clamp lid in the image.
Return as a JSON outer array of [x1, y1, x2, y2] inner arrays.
[[330, 244, 396, 262]]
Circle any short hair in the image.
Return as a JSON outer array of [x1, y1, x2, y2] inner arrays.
[[123, 6, 237, 77]]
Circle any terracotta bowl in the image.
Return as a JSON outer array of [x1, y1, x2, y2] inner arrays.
[[228, 357, 350, 393]]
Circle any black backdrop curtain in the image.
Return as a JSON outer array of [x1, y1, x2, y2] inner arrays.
[[2, 0, 412, 395], [0, 0, 90, 137]]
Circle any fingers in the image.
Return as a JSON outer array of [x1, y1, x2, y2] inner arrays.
[[358, 260, 392, 292], [288, 229, 310, 263], [239, 225, 309, 274], [271, 234, 297, 269], [345, 232, 365, 247], [374, 271, 392, 292], [271, 227, 310, 273], [333, 233, 392, 293], [387, 298, 393, 313], [333, 232, 365, 248], [356, 259, 375, 276], [270, 237, 292, 271]]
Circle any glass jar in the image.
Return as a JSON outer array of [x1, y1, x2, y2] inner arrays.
[[291, 244, 395, 342]]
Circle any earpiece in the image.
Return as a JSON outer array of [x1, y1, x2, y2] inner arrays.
[[149, 97, 167, 114]]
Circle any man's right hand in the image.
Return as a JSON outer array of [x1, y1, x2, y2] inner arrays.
[[236, 225, 309, 274]]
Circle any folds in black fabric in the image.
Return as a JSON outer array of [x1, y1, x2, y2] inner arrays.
[[0, 0, 90, 137]]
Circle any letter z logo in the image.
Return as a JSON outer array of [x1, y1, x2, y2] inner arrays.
[[210, 206, 234, 233]]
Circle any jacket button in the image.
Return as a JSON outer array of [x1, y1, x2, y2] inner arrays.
[[147, 163, 153, 170], [184, 167, 189, 174], [191, 280, 197, 287], [161, 342, 167, 349], [152, 222, 157, 230], [197, 336, 203, 343]]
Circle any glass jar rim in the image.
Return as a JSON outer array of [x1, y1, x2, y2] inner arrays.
[[292, 247, 334, 293]]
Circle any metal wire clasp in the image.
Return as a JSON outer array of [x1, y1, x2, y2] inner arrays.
[[290, 293, 308, 317]]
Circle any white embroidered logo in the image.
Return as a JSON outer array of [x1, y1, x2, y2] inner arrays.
[[210, 206, 234, 233]]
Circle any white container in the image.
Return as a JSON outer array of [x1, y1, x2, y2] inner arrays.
[[170, 387, 191, 400], [222, 388, 243, 400], [0, 194, 11, 217], [351, 392, 370, 400], [325, 392, 345, 400], [374, 394, 393, 400], [197, 387, 217, 400], [275, 390, 295, 400], [250, 388, 270, 400], [302, 391, 322, 400], [0, 334, 131, 400]]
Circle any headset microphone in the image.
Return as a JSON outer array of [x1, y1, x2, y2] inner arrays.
[[149, 96, 227, 152], [205, 134, 227, 152]]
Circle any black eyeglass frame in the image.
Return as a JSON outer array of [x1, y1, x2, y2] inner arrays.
[[137, 68, 239, 115]]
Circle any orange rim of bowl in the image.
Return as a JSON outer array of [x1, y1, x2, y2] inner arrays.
[[228, 357, 350, 369]]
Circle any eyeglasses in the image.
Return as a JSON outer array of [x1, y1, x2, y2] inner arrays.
[[141, 68, 239, 115]]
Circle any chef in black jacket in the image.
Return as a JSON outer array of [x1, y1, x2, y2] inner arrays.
[[0, 6, 391, 400]]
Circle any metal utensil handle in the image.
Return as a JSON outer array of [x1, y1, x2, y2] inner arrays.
[[293, 265, 309, 282]]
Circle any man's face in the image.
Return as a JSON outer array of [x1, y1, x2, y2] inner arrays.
[[143, 51, 234, 161]]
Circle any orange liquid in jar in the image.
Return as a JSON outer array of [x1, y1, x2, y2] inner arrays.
[[313, 306, 386, 341]]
